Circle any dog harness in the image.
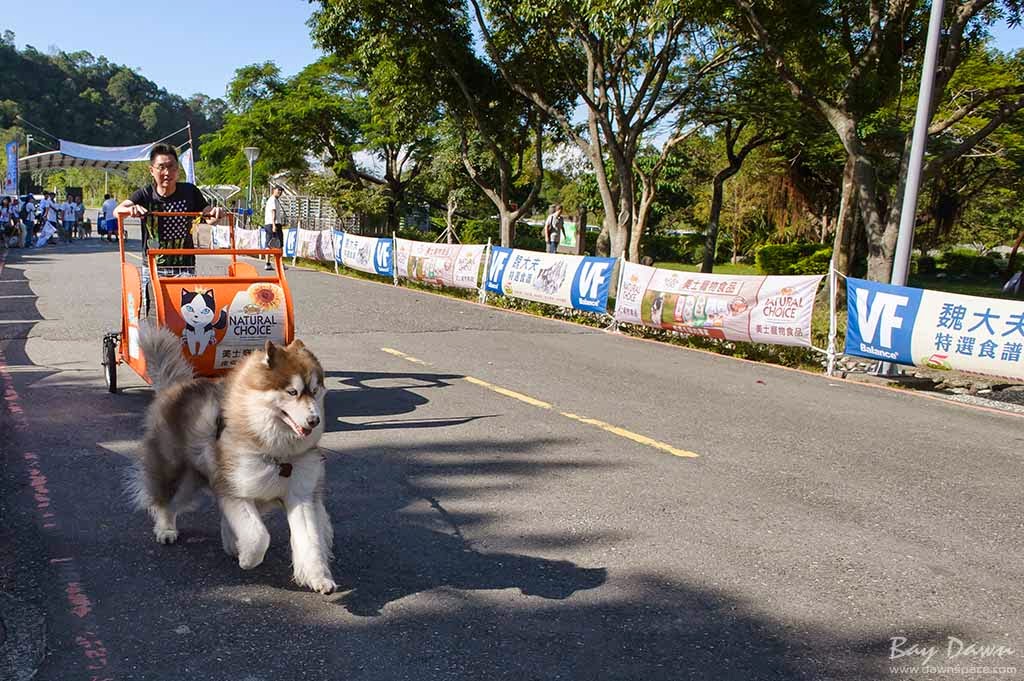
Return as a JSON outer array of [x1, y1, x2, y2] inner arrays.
[[216, 414, 293, 477]]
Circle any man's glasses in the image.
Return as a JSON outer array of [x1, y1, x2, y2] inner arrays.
[[152, 163, 178, 172]]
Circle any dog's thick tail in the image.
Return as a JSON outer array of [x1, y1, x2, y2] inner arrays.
[[139, 322, 194, 393]]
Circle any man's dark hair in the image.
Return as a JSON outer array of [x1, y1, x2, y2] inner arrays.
[[104, 193, 111, 200], [149, 143, 179, 164]]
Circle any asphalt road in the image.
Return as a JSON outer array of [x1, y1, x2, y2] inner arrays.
[[1, 230, 1022, 681]]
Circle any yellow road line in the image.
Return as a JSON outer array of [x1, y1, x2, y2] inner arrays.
[[381, 347, 431, 365], [380, 347, 698, 459], [462, 375, 553, 409], [560, 412, 699, 459]]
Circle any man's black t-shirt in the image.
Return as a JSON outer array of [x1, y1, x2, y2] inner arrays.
[[130, 182, 208, 268]]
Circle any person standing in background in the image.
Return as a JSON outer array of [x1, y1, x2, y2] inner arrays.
[[60, 194, 77, 243], [20, 195, 35, 247], [100, 193, 119, 242], [262, 185, 287, 270]]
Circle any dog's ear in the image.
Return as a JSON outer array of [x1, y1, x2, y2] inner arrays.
[[286, 339, 305, 352], [264, 340, 278, 367]]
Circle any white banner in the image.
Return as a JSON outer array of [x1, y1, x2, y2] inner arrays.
[[339, 232, 393, 276], [484, 247, 616, 313], [295, 228, 321, 260], [58, 139, 154, 162], [234, 228, 266, 250], [614, 262, 822, 347], [211, 224, 231, 249], [394, 238, 485, 290]]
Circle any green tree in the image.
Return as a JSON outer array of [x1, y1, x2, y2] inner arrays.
[[730, 0, 1024, 282]]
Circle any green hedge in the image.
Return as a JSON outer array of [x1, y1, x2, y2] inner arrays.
[[939, 249, 1003, 278], [756, 243, 832, 275]]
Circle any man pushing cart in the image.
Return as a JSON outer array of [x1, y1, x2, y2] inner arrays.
[[115, 143, 226, 313]]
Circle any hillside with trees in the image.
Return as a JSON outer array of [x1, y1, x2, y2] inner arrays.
[[0, 29, 225, 155]]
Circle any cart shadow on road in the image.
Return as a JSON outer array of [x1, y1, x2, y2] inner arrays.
[[324, 369, 499, 432]]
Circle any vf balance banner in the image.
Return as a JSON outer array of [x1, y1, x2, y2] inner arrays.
[[613, 261, 823, 347], [339, 232, 393, 277], [485, 247, 616, 313], [846, 277, 1024, 380], [394, 238, 486, 290]]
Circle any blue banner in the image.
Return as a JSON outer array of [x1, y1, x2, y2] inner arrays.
[[4, 141, 18, 196], [845, 278, 923, 365], [283, 227, 297, 258], [571, 257, 617, 313], [485, 246, 513, 294], [332, 230, 345, 264], [485, 247, 616, 313]]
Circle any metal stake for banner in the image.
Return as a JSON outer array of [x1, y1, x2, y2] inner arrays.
[[479, 238, 493, 305], [392, 232, 399, 286], [826, 258, 837, 376], [292, 221, 299, 268], [605, 252, 627, 332]]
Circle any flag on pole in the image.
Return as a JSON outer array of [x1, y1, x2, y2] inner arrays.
[[4, 141, 18, 195], [180, 147, 195, 184]]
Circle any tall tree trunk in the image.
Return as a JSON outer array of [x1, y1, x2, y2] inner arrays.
[[702, 172, 730, 273], [498, 210, 516, 247]]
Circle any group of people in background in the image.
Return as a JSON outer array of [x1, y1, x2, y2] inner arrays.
[[0, 192, 121, 248]]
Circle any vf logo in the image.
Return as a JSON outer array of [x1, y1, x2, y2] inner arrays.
[[375, 241, 392, 272], [488, 250, 510, 287], [577, 261, 611, 301], [854, 289, 909, 348]]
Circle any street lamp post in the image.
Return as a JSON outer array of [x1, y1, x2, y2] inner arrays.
[[243, 146, 260, 227]]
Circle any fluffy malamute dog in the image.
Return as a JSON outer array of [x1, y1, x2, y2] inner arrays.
[[129, 324, 336, 594]]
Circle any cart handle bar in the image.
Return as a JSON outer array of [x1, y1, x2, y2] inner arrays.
[[117, 211, 238, 264], [149, 248, 282, 256]]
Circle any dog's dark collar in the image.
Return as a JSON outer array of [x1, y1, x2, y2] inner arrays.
[[216, 414, 292, 477]]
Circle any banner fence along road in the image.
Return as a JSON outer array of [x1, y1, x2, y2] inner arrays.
[[614, 261, 823, 348], [338, 231, 393, 276], [243, 235, 1024, 380], [845, 277, 1024, 381], [485, 247, 617, 313], [394, 238, 486, 290]]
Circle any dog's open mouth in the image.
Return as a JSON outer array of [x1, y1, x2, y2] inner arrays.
[[280, 411, 313, 438]]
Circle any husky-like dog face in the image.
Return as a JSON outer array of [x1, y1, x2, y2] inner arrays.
[[181, 289, 216, 328], [240, 339, 326, 443]]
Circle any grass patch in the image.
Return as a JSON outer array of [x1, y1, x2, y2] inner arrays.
[[654, 261, 761, 276], [908, 275, 1012, 300]]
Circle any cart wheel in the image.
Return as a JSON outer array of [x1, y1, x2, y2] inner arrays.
[[102, 335, 118, 393]]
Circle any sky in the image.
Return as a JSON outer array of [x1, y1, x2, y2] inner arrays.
[[2, 0, 324, 99], [1, 3, 1021, 102]]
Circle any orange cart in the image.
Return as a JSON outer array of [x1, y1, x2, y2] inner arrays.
[[102, 212, 294, 392]]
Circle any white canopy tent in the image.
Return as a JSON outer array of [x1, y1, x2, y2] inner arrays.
[[16, 126, 193, 179]]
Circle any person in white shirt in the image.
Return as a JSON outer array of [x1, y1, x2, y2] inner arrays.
[[100, 193, 119, 242], [21, 196, 36, 247], [262, 185, 287, 270], [60, 194, 78, 243], [37, 193, 59, 245]]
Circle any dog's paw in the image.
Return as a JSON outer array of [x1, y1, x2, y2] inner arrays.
[[237, 552, 264, 570], [305, 576, 336, 595], [154, 528, 179, 544]]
